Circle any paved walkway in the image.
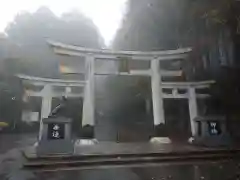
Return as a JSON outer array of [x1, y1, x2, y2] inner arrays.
[[0, 133, 239, 180]]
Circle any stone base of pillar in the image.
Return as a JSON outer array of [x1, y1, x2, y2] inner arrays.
[[150, 137, 172, 144], [150, 124, 172, 144], [153, 124, 169, 137], [188, 135, 233, 147], [37, 140, 74, 155], [81, 124, 94, 139], [75, 139, 98, 145]]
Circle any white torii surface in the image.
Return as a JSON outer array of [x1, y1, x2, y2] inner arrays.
[[48, 40, 214, 136]]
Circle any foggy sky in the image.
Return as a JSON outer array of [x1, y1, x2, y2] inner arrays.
[[0, 0, 127, 45]]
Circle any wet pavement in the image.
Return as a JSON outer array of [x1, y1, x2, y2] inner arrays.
[[0, 133, 37, 180], [0, 133, 240, 180]]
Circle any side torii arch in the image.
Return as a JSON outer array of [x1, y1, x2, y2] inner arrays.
[[17, 74, 87, 138], [48, 40, 214, 137]]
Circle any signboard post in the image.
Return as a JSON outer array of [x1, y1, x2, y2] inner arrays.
[[208, 121, 221, 136], [191, 116, 231, 146], [37, 117, 73, 155]]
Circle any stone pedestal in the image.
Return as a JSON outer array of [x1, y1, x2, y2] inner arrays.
[[37, 117, 74, 155], [191, 116, 232, 146]]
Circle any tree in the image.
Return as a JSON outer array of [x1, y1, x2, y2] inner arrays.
[[113, 0, 186, 51], [114, 0, 240, 50], [5, 7, 104, 78], [111, 0, 240, 138], [0, 7, 105, 131]]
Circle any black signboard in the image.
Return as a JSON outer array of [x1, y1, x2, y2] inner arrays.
[[208, 121, 221, 136], [47, 123, 65, 140]]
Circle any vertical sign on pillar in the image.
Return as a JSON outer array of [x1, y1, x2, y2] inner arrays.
[[188, 87, 198, 136], [151, 58, 165, 125], [82, 55, 95, 126], [47, 123, 65, 139], [39, 85, 52, 140], [208, 121, 221, 135]]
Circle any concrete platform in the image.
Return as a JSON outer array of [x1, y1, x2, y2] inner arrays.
[[22, 141, 240, 172], [23, 141, 240, 160]]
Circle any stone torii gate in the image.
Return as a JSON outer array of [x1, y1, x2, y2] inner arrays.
[[48, 40, 214, 137], [161, 81, 214, 135], [17, 74, 87, 138]]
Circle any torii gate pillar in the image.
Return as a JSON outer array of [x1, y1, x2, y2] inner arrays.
[[151, 58, 165, 125], [188, 87, 198, 136], [40, 85, 52, 139], [82, 56, 95, 126]]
